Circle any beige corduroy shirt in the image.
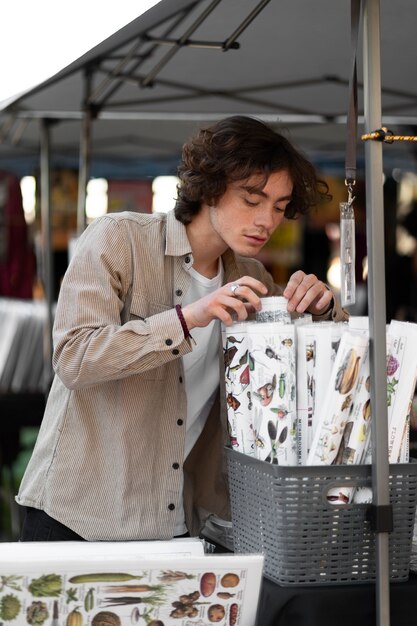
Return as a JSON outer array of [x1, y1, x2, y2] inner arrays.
[[16, 210, 348, 540]]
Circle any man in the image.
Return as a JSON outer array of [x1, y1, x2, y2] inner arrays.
[[17, 115, 347, 541]]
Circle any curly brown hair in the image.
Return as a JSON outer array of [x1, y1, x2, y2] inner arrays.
[[174, 115, 330, 225]]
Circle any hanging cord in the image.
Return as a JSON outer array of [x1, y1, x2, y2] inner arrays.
[[344, 0, 361, 185], [340, 0, 362, 308], [362, 127, 417, 143]]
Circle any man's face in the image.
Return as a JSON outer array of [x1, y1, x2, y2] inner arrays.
[[207, 169, 293, 257]]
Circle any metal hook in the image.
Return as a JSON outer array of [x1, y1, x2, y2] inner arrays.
[[344, 179, 356, 206]]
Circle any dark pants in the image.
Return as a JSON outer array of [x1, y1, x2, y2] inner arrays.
[[20, 507, 86, 541], [20, 506, 191, 541]]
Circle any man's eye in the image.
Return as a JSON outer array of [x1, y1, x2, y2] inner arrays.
[[245, 198, 259, 207], [274, 205, 286, 213]]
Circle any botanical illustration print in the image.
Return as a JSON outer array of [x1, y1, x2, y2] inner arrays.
[[0, 567, 251, 626]]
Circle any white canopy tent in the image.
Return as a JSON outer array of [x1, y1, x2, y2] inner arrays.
[[0, 0, 416, 179]]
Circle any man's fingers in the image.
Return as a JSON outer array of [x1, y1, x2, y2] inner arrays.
[[283, 271, 333, 314]]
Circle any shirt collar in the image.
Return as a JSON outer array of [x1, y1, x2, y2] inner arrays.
[[165, 209, 193, 258]]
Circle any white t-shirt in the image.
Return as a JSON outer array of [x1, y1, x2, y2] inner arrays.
[[174, 262, 223, 535]]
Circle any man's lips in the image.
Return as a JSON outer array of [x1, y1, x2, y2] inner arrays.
[[244, 234, 268, 244]]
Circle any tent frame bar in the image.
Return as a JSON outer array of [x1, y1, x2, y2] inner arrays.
[[143, 35, 240, 49], [140, 0, 272, 86], [39, 118, 54, 391], [363, 0, 391, 624]]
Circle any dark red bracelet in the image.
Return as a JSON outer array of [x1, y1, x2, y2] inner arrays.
[[175, 304, 192, 339]]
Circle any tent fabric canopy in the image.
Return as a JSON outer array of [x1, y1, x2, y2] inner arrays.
[[0, 0, 416, 178]]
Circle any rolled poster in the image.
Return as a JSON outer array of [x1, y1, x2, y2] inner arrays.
[[245, 321, 297, 465], [222, 322, 255, 455], [307, 330, 369, 466]]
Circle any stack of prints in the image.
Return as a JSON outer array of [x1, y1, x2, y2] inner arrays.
[[223, 304, 417, 488], [0, 540, 264, 626]]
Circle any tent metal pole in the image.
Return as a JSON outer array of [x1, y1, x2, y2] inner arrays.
[[363, 1, 391, 624], [77, 70, 93, 235], [39, 118, 54, 391]]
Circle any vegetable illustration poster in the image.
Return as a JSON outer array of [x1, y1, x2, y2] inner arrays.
[[0, 545, 263, 626]]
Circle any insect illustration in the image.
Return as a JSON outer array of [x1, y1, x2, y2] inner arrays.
[[270, 405, 289, 419], [265, 346, 282, 361], [223, 345, 238, 377], [227, 335, 244, 344], [247, 390, 253, 410], [239, 364, 250, 389], [249, 408, 266, 449], [226, 392, 240, 411], [253, 374, 277, 407], [278, 373, 286, 398], [281, 338, 293, 348], [251, 428, 265, 449], [306, 343, 315, 362], [331, 339, 342, 357], [229, 350, 249, 374]]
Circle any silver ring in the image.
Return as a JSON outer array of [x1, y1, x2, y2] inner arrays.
[[230, 283, 239, 296]]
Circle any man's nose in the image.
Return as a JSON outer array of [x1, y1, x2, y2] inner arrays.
[[254, 206, 277, 231]]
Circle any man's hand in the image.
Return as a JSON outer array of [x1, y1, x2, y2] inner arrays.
[[283, 270, 333, 316], [182, 276, 268, 329]]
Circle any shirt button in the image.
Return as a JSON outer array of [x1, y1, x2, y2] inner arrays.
[[165, 338, 173, 346], [172, 462, 180, 469], [175, 289, 182, 296], [172, 349, 179, 355], [177, 419, 183, 426], [168, 503, 175, 511], [185, 256, 191, 264]]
